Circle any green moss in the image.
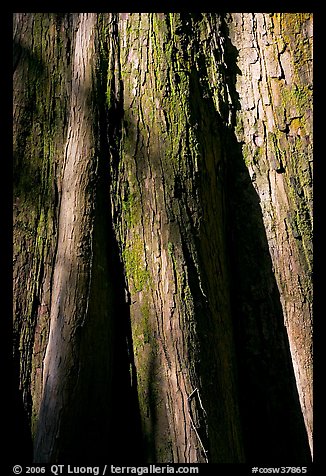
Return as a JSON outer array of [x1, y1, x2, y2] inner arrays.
[[183, 284, 192, 305], [242, 143, 252, 167], [167, 241, 174, 257], [280, 84, 312, 126], [292, 85, 311, 111], [122, 191, 140, 227], [234, 118, 244, 141], [253, 145, 264, 166], [122, 236, 150, 292], [268, 131, 286, 170]]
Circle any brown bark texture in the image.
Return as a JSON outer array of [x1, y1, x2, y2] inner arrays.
[[226, 13, 313, 456], [13, 13, 313, 464]]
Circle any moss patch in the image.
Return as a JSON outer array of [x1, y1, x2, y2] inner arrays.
[[122, 235, 151, 292], [122, 190, 141, 228]]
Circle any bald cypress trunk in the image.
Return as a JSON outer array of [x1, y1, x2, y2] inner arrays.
[[225, 13, 313, 458], [13, 13, 312, 464], [13, 13, 119, 463]]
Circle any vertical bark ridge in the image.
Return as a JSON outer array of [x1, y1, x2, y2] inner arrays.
[[13, 12, 73, 450], [33, 13, 115, 462]]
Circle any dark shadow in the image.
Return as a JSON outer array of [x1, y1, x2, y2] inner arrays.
[[225, 131, 311, 463], [107, 221, 145, 464], [94, 28, 145, 463], [146, 353, 158, 463], [10, 347, 34, 463], [13, 38, 46, 76]]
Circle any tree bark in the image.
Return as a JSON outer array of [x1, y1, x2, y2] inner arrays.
[[108, 13, 244, 463], [225, 13, 313, 456], [13, 12, 313, 464], [13, 13, 119, 463]]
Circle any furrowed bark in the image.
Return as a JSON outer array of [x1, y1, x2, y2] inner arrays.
[[33, 14, 117, 462], [14, 13, 117, 462], [225, 13, 313, 457], [13, 12, 72, 454], [108, 13, 244, 463]]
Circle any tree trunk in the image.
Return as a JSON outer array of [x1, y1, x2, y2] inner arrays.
[[108, 13, 245, 463], [225, 13, 313, 457], [13, 13, 124, 463], [13, 13, 313, 464]]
